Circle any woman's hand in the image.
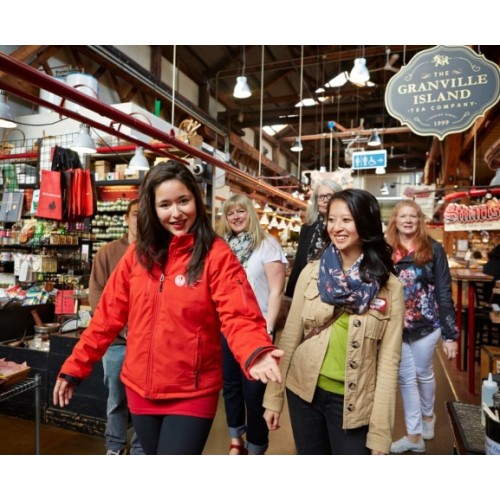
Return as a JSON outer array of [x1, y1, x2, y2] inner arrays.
[[264, 409, 281, 430], [249, 348, 284, 383], [53, 378, 74, 408], [442, 340, 458, 360]]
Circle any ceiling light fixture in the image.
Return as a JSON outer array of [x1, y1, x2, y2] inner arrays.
[[0, 91, 17, 128], [268, 216, 279, 228], [233, 46, 251, 99], [128, 146, 150, 171], [367, 129, 381, 147], [375, 166, 386, 175], [349, 55, 370, 86], [490, 169, 500, 186], [380, 183, 390, 196], [70, 123, 96, 154], [290, 137, 303, 152], [259, 213, 270, 225]]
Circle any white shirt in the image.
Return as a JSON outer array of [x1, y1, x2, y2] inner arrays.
[[244, 236, 288, 318]]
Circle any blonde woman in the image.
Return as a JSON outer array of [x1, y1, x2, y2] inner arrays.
[[218, 194, 288, 454]]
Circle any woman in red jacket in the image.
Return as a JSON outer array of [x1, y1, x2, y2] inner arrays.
[[53, 161, 283, 454]]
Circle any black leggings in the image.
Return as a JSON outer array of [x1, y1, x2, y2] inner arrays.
[[131, 414, 214, 455]]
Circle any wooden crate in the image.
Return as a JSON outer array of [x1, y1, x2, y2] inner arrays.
[[480, 345, 500, 382]]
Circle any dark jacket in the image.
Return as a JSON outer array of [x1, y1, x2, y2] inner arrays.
[[394, 238, 459, 341], [285, 220, 322, 299]]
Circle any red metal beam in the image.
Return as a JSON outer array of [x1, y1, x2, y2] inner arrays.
[[0, 52, 307, 210]]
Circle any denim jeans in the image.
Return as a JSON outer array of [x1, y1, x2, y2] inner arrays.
[[102, 344, 144, 454], [399, 328, 441, 435], [221, 334, 268, 454], [287, 387, 370, 455]]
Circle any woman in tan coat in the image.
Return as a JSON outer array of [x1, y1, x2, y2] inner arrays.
[[263, 189, 404, 455]]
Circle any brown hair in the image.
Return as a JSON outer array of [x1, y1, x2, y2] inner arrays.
[[135, 161, 216, 285], [385, 200, 432, 266]]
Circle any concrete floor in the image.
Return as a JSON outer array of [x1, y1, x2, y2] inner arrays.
[[0, 348, 475, 456]]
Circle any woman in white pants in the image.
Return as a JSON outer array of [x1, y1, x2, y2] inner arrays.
[[385, 200, 459, 453]]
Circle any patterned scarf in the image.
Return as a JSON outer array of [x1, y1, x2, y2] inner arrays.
[[307, 215, 327, 260], [224, 232, 254, 268], [318, 244, 380, 315]]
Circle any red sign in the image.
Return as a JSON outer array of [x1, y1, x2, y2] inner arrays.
[[444, 200, 500, 231]]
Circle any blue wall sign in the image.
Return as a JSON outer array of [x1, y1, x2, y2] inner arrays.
[[352, 150, 387, 170]]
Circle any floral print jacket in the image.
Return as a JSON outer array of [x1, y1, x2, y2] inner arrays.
[[394, 238, 459, 341]]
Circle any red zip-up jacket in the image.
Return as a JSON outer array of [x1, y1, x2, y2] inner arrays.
[[58, 234, 275, 400]]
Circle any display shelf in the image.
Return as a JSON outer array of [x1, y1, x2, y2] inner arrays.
[[0, 374, 42, 454]]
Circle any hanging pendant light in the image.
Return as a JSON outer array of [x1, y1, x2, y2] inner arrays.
[[0, 91, 17, 128], [380, 183, 390, 196], [375, 166, 386, 175], [490, 169, 500, 186], [349, 57, 370, 85], [234, 46, 252, 99], [268, 216, 279, 228], [70, 124, 96, 153], [290, 138, 303, 152], [367, 129, 381, 147], [128, 146, 150, 171], [259, 213, 270, 225]]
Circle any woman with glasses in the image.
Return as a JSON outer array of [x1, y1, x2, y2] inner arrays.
[[218, 194, 288, 454], [284, 178, 342, 300]]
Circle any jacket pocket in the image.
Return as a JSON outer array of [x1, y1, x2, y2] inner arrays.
[[363, 311, 386, 340], [302, 281, 331, 321]]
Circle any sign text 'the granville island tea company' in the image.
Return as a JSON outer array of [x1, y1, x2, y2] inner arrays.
[[385, 46, 500, 140]]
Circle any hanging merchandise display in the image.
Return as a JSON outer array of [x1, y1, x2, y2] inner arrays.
[[36, 145, 96, 221]]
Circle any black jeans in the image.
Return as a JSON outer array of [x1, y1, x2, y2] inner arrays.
[[287, 387, 370, 455], [221, 334, 269, 454], [131, 414, 213, 455]]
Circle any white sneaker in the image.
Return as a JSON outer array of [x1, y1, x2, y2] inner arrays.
[[106, 449, 126, 455], [390, 436, 425, 454], [422, 414, 436, 440]]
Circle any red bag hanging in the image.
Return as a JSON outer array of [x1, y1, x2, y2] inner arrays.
[[81, 169, 96, 217], [36, 169, 63, 220], [73, 168, 82, 217]]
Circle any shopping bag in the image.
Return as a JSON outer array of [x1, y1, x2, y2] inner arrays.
[[36, 169, 63, 220], [81, 169, 96, 217]]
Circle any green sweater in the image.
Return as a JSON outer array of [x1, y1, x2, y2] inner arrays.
[[317, 312, 349, 394]]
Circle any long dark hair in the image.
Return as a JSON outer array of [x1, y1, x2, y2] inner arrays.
[[135, 160, 216, 284], [325, 188, 395, 286]]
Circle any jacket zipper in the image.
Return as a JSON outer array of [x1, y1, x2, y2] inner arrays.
[[146, 272, 165, 398]]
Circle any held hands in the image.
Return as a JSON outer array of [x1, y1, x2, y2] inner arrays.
[[264, 409, 281, 431], [442, 340, 458, 360], [53, 378, 74, 408], [248, 348, 284, 384]]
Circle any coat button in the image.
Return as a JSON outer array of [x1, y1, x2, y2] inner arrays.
[[347, 403, 354, 411], [353, 319, 361, 327], [348, 381, 356, 389], [352, 340, 360, 348], [350, 360, 358, 369]]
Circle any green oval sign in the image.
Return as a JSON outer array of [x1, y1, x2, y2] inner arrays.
[[385, 45, 500, 139]]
